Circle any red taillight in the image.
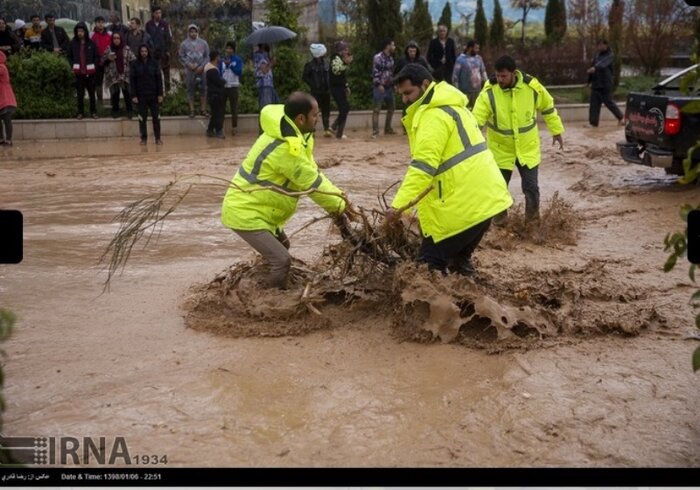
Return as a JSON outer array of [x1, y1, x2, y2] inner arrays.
[[664, 103, 681, 136]]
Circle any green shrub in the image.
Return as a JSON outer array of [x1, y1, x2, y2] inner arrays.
[[271, 45, 302, 102], [238, 64, 258, 114], [159, 81, 189, 116], [7, 49, 74, 119]]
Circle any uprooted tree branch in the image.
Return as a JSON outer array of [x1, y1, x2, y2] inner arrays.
[[99, 173, 429, 291]]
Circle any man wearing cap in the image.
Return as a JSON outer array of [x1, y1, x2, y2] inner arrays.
[[178, 24, 209, 118], [302, 43, 332, 137], [24, 14, 43, 50], [40, 13, 69, 55]]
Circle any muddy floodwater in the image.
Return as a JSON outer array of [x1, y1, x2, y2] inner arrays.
[[1, 125, 699, 467]]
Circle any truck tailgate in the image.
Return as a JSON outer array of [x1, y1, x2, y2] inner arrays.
[[625, 93, 669, 146]]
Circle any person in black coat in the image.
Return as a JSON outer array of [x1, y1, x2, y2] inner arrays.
[[67, 22, 99, 119], [586, 39, 625, 127], [302, 43, 331, 136], [204, 50, 226, 138], [130, 43, 163, 144], [40, 13, 69, 55], [395, 40, 430, 74], [0, 18, 22, 56], [426, 24, 456, 84]]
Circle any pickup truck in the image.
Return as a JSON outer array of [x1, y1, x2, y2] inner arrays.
[[617, 64, 700, 181]]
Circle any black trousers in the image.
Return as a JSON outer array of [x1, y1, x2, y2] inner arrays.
[[94, 65, 105, 102], [0, 106, 15, 141], [500, 160, 540, 219], [330, 85, 350, 138], [207, 95, 225, 133], [311, 90, 331, 131], [137, 95, 161, 140], [589, 87, 624, 126], [75, 74, 96, 116], [223, 86, 239, 129], [418, 218, 491, 273], [109, 83, 132, 115], [158, 53, 171, 93]]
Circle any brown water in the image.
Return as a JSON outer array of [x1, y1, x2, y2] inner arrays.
[[1, 126, 698, 467]]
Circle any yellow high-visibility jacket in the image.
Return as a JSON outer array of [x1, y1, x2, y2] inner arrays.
[[221, 104, 345, 234], [391, 81, 512, 243], [472, 70, 565, 170]]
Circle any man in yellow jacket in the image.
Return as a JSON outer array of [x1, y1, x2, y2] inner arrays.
[[388, 64, 512, 275], [221, 92, 347, 289], [472, 55, 564, 221]]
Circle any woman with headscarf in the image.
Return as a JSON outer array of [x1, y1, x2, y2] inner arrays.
[[103, 31, 136, 118]]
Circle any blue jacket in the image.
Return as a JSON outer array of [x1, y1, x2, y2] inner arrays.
[[217, 54, 243, 87]]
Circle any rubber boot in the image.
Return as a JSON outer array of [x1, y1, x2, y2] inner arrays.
[[384, 107, 395, 134], [371, 110, 380, 138]]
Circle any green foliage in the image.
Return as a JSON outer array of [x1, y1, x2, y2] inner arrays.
[[663, 204, 700, 372], [544, 0, 567, 44], [474, 0, 489, 47], [409, 0, 435, 49], [366, 0, 404, 52], [263, 0, 304, 101], [206, 20, 237, 52], [264, 0, 303, 35], [346, 41, 374, 110], [439, 2, 453, 33], [159, 82, 190, 116], [270, 45, 302, 101], [489, 0, 506, 49], [7, 49, 74, 119], [0, 308, 19, 465], [608, 0, 624, 90]]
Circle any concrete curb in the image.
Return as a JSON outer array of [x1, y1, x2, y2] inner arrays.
[[11, 103, 625, 141]]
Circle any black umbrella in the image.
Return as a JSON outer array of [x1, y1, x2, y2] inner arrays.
[[243, 25, 297, 46]]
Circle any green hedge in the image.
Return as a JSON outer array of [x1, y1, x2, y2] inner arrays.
[[7, 49, 74, 119]]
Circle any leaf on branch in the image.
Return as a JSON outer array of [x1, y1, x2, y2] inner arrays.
[[663, 254, 677, 272], [680, 100, 700, 115], [691, 264, 697, 283], [693, 347, 700, 372], [680, 205, 695, 220], [691, 289, 700, 306]]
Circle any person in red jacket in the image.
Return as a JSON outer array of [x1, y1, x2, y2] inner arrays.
[[0, 51, 17, 146], [91, 16, 112, 106]]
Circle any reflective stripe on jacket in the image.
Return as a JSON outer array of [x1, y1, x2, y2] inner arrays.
[[392, 81, 512, 243], [472, 70, 564, 170], [221, 104, 346, 234]]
